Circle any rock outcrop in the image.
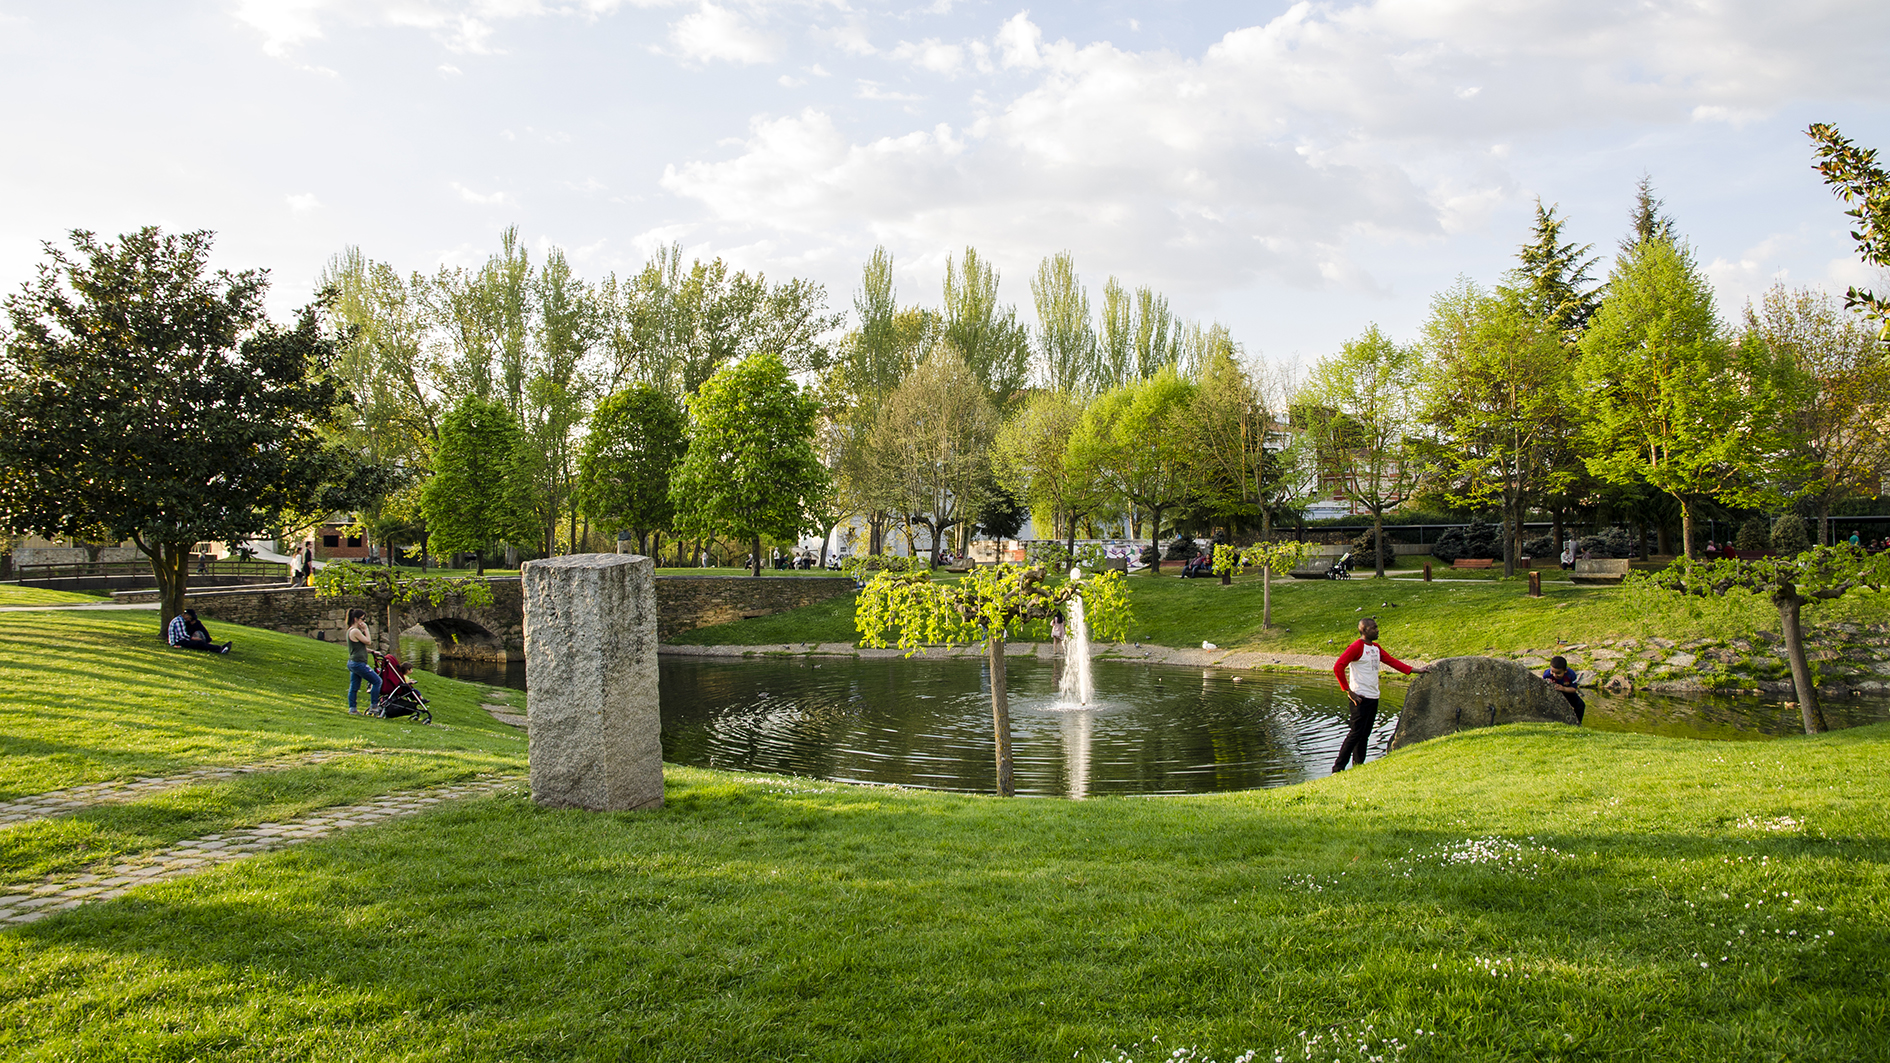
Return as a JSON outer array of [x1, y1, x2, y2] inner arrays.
[[1390, 656, 1579, 750]]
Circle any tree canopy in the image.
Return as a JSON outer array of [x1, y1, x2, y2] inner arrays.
[[0, 226, 346, 630]]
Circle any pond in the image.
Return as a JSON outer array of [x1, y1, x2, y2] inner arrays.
[[398, 636, 1890, 798]]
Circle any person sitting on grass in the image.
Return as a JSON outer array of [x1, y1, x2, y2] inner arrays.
[[345, 608, 381, 716], [1543, 655, 1585, 724], [166, 609, 230, 654], [1331, 617, 1430, 773]]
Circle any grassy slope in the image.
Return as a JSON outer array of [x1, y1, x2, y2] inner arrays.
[[667, 568, 1890, 660], [0, 612, 524, 881], [0, 585, 104, 605], [1, 612, 1888, 1060]]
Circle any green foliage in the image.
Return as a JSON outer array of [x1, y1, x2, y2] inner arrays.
[[838, 553, 922, 583], [574, 384, 688, 546], [312, 560, 494, 608], [1770, 514, 1811, 555], [1807, 122, 1890, 333], [420, 395, 533, 565], [942, 247, 1031, 409], [1735, 516, 1770, 552], [1238, 539, 1312, 574], [855, 564, 1132, 650], [1505, 199, 1600, 341], [0, 226, 348, 629], [670, 353, 829, 560]]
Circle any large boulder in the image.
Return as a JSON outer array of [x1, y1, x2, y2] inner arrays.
[[1390, 656, 1579, 750]]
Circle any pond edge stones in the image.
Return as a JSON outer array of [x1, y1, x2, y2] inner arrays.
[[523, 552, 663, 811], [1390, 655, 1579, 751]]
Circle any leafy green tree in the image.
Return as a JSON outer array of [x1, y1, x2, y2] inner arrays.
[[421, 395, 533, 574], [671, 353, 829, 577], [867, 347, 999, 569], [856, 565, 1131, 796], [1420, 280, 1571, 576], [0, 227, 346, 632], [1068, 367, 1199, 573], [1510, 200, 1601, 342], [1302, 326, 1427, 577], [1807, 123, 1890, 334], [993, 389, 1101, 552], [1622, 175, 1677, 253], [1097, 278, 1179, 387], [942, 247, 1031, 409], [1031, 251, 1097, 393], [525, 246, 602, 556], [1648, 545, 1890, 734], [575, 384, 689, 555], [1574, 238, 1799, 559], [1745, 284, 1890, 544]]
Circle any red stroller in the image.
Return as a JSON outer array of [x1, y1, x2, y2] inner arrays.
[[369, 651, 433, 724]]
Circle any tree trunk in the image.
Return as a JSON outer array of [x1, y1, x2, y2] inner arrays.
[[752, 534, 762, 578], [135, 537, 190, 637], [1677, 499, 1693, 561], [1148, 506, 1165, 575], [385, 600, 401, 655], [1820, 498, 1831, 548], [474, 550, 485, 577], [988, 633, 1015, 797], [1501, 501, 1516, 579], [1262, 565, 1273, 628], [1551, 508, 1565, 562], [1372, 508, 1387, 578], [1774, 587, 1828, 734]]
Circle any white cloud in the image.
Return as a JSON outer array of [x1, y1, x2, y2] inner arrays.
[[438, 62, 463, 75], [669, 2, 774, 65], [855, 81, 923, 102], [658, 3, 1890, 297], [890, 37, 965, 76], [231, 0, 658, 58], [453, 181, 512, 205], [779, 74, 806, 86], [285, 192, 322, 214]]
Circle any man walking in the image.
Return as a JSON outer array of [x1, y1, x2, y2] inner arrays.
[[1331, 617, 1428, 773]]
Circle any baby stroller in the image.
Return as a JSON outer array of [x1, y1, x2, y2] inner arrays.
[[370, 651, 433, 724], [1324, 551, 1354, 580]]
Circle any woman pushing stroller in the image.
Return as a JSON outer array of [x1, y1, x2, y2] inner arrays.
[[345, 608, 381, 715]]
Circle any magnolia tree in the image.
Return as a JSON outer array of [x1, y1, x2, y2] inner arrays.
[[313, 562, 495, 654], [1644, 544, 1890, 734], [855, 565, 1131, 796]]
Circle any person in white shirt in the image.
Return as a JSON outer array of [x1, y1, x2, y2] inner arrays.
[[1330, 617, 1430, 772]]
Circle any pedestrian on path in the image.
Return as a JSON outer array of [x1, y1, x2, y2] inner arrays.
[[1330, 617, 1429, 773], [345, 608, 381, 715]]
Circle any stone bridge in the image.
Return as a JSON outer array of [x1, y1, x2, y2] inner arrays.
[[121, 572, 857, 660]]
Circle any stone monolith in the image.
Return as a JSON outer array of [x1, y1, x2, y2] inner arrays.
[[1390, 656, 1579, 750], [522, 552, 663, 811]]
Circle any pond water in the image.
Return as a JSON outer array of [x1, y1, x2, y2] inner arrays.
[[399, 635, 1890, 798]]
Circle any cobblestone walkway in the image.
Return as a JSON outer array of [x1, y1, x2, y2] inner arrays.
[[0, 774, 521, 926], [0, 751, 368, 830]]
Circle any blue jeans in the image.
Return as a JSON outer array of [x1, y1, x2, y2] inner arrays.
[[348, 659, 382, 711]]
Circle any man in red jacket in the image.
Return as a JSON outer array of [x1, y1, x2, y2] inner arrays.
[[1331, 617, 1429, 773]]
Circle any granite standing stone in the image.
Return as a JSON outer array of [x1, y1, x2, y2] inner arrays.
[[1390, 656, 1579, 750], [523, 553, 663, 811]]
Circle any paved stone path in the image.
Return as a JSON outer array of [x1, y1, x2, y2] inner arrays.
[[0, 751, 369, 830], [0, 774, 520, 926]]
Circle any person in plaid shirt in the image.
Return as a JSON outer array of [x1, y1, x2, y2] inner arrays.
[[167, 609, 229, 654]]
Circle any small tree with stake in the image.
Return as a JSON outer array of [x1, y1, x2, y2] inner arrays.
[[1239, 540, 1314, 630], [855, 565, 1131, 796], [1643, 544, 1890, 734]]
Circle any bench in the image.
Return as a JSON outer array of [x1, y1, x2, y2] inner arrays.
[[1451, 558, 1494, 569], [1571, 558, 1632, 584]]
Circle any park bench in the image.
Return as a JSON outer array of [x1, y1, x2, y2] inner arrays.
[[1572, 558, 1632, 584], [1451, 558, 1494, 570]]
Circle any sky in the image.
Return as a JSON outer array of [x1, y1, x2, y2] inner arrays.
[[1, 0, 1887, 369]]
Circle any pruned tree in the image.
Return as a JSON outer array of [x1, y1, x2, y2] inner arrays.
[[1239, 539, 1314, 629], [992, 389, 1101, 553], [1646, 545, 1890, 734], [0, 227, 347, 633], [855, 564, 1131, 796], [943, 246, 1032, 409], [670, 353, 829, 577]]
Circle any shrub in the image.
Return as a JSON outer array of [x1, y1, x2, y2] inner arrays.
[[1165, 535, 1200, 562], [1576, 527, 1637, 559], [1770, 515, 1811, 555], [1430, 521, 1502, 563], [1521, 535, 1557, 559], [1734, 517, 1769, 552]]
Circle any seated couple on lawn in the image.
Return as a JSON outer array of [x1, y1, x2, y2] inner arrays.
[[166, 609, 231, 654]]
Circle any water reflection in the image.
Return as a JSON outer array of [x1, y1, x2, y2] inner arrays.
[[397, 634, 1890, 797], [399, 634, 526, 690]]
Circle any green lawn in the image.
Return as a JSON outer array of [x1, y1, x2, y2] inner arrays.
[[665, 566, 1890, 662], [1, 609, 1886, 1059], [0, 584, 104, 606]]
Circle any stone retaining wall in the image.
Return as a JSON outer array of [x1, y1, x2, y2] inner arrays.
[[116, 569, 856, 658]]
